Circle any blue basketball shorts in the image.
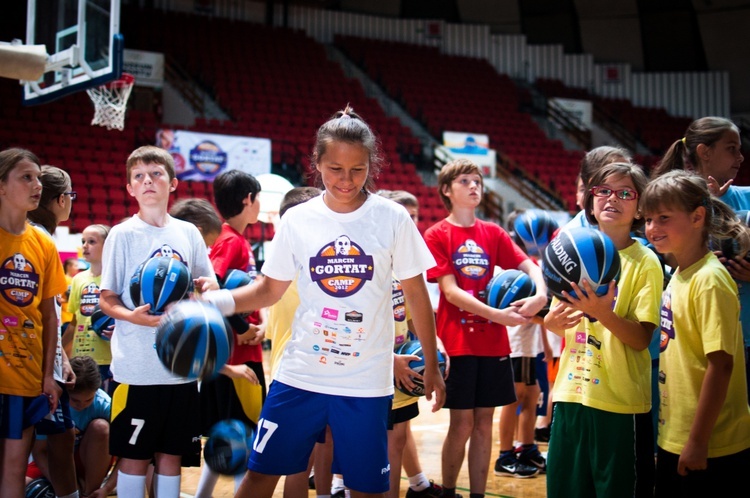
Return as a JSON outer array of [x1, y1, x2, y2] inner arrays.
[[110, 382, 200, 460], [35, 382, 74, 435], [248, 381, 391, 493], [0, 394, 50, 439]]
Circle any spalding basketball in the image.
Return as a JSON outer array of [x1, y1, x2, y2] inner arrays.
[[130, 256, 192, 314], [513, 210, 559, 256], [394, 340, 447, 397], [25, 477, 55, 498], [155, 300, 233, 380], [203, 419, 255, 475], [221, 269, 255, 290], [89, 305, 114, 341], [541, 227, 620, 300], [485, 269, 536, 309]]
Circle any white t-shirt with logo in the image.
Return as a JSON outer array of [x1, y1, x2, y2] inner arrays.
[[263, 193, 436, 397]]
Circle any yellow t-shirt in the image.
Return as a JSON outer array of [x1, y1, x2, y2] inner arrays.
[[392, 276, 419, 410], [554, 241, 662, 414], [67, 270, 112, 365], [266, 277, 300, 380], [657, 252, 750, 457], [60, 274, 73, 324], [0, 223, 67, 396]]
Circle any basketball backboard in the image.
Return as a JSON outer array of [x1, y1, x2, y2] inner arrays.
[[22, 0, 122, 105]]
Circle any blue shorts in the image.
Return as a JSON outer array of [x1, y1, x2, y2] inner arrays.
[[0, 394, 50, 439], [248, 381, 391, 493], [35, 382, 74, 435]]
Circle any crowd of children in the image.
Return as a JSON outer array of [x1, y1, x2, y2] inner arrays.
[[1, 112, 750, 498]]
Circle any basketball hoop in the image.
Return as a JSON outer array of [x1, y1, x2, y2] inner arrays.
[[86, 72, 135, 131]]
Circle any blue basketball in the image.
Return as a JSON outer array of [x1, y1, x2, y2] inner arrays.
[[89, 305, 114, 341], [394, 339, 447, 397], [485, 269, 536, 309], [155, 300, 233, 380], [203, 419, 255, 475], [130, 256, 192, 314], [513, 209, 559, 256], [221, 269, 255, 290], [541, 227, 620, 300]]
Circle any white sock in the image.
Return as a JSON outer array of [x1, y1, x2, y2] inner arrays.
[[408, 472, 430, 491], [194, 466, 220, 498], [154, 473, 181, 498], [117, 471, 147, 498], [331, 476, 345, 494], [57, 492, 80, 498]]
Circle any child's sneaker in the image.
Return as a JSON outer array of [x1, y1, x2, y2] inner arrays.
[[405, 481, 444, 498], [515, 444, 547, 473], [494, 451, 539, 478]]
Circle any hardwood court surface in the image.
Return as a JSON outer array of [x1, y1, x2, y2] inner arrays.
[[175, 395, 549, 498]]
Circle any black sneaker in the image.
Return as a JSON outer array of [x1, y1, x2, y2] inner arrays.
[[331, 490, 347, 498], [535, 426, 551, 443], [494, 453, 539, 478], [308, 474, 315, 490], [515, 444, 547, 473], [405, 481, 443, 498]]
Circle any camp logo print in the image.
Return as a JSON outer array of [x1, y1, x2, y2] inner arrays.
[[453, 238, 490, 279], [391, 278, 406, 322], [309, 235, 374, 297], [79, 283, 101, 317], [0, 253, 40, 307], [149, 244, 185, 262], [659, 288, 674, 352]]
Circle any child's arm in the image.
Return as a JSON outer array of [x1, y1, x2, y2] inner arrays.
[[562, 280, 653, 351], [544, 300, 583, 336], [206, 275, 291, 316], [219, 363, 260, 384], [401, 274, 446, 411], [99, 290, 161, 328], [438, 273, 530, 328], [678, 350, 734, 475], [39, 297, 62, 409], [514, 259, 549, 317]]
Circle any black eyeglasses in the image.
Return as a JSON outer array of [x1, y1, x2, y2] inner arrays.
[[590, 186, 638, 201], [63, 191, 77, 201]]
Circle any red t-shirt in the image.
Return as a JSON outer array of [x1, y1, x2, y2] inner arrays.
[[425, 219, 528, 357], [210, 223, 262, 364]]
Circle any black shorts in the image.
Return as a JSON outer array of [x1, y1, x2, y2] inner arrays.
[[511, 357, 538, 386], [110, 382, 200, 460], [35, 381, 74, 435], [388, 401, 419, 429], [444, 355, 516, 409]]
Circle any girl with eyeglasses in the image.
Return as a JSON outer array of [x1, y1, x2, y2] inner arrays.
[[544, 162, 664, 498], [27, 164, 81, 498]]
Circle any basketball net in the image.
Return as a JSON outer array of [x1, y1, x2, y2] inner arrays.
[[86, 73, 135, 131]]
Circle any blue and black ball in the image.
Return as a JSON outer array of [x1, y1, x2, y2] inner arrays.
[[89, 305, 114, 341], [485, 269, 536, 309], [513, 209, 559, 256], [715, 209, 750, 262], [221, 269, 255, 290], [541, 227, 620, 300], [203, 419, 255, 475], [394, 339, 447, 397], [155, 300, 233, 380], [25, 478, 54, 498], [130, 256, 192, 314]]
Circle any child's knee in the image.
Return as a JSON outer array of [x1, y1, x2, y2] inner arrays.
[[87, 418, 111, 438]]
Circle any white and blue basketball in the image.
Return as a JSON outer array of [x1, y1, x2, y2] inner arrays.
[[155, 300, 233, 380], [203, 419, 255, 475], [130, 256, 192, 314], [394, 339, 447, 397], [541, 226, 620, 300], [89, 305, 114, 341], [485, 269, 536, 309], [513, 209, 559, 256]]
